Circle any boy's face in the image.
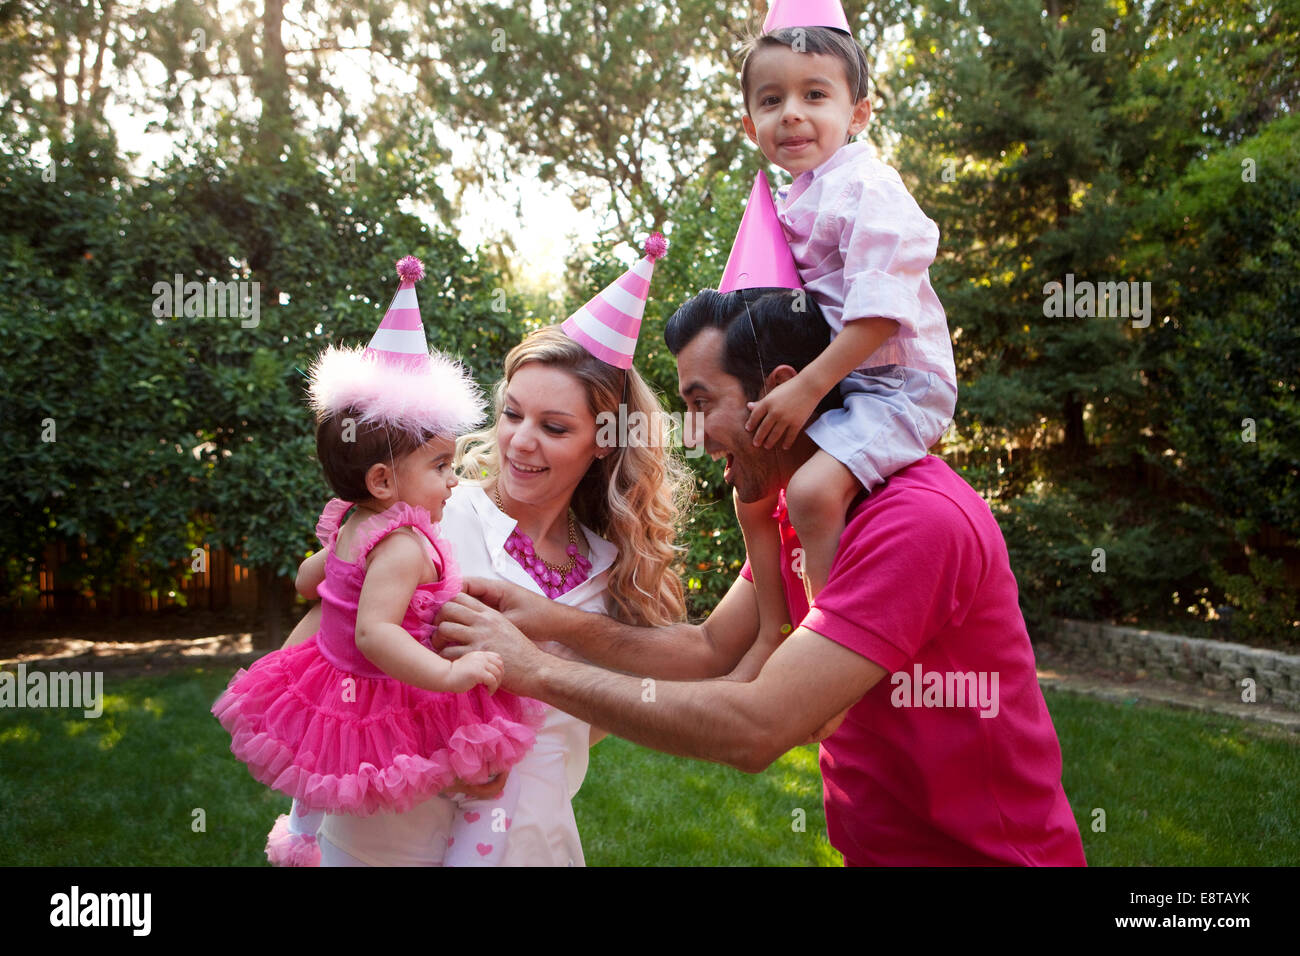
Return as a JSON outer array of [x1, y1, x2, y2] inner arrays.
[[742, 44, 871, 177]]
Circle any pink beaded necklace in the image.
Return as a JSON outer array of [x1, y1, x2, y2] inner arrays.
[[494, 485, 593, 598]]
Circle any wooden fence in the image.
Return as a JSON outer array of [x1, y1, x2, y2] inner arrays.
[[23, 541, 262, 617], [8, 451, 1297, 622]]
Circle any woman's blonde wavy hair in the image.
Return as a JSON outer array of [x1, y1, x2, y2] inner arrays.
[[457, 326, 691, 627]]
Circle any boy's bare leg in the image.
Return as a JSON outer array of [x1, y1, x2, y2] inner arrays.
[[727, 489, 792, 682], [785, 450, 862, 604]]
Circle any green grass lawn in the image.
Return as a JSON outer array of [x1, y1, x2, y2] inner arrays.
[[0, 665, 1295, 866]]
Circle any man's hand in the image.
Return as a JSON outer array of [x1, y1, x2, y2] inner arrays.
[[745, 374, 822, 450], [462, 576, 554, 636], [437, 592, 547, 694]]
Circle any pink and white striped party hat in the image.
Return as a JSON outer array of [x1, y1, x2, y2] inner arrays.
[[561, 233, 668, 370], [365, 255, 431, 366], [719, 172, 802, 292], [764, 0, 851, 33], [308, 255, 485, 438]]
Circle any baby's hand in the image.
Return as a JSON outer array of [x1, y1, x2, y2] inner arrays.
[[746, 376, 821, 450], [446, 650, 505, 693]]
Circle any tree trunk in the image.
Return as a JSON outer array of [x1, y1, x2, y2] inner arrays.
[[255, 565, 284, 649], [1063, 391, 1087, 459], [256, 0, 290, 160]]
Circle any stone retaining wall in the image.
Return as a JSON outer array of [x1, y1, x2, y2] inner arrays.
[[1044, 620, 1300, 711]]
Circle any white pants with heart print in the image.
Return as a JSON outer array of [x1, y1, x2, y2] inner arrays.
[[297, 770, 521, 867], [441, 770, 521, 866], [315, 705, 589, 867]]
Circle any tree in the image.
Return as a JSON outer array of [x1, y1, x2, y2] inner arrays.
[[418, 0, 758, 233], [0, 127, 208, 613], [0, 118, 522, 642], [1133, 113, 1300, 643], [881, 0, 1299, 636]]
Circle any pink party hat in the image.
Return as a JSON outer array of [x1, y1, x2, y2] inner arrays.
[[562, 234, 668, 369], [764, 0, 851, 34], [718, 172, 802, 292], [365, 255, 430, 367], [308, 255, 485, 438]]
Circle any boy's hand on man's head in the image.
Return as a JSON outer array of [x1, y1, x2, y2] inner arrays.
[[746, 375, 822, 450]]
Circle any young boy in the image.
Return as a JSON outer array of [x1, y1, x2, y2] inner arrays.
[[736, 24, 958, 607]]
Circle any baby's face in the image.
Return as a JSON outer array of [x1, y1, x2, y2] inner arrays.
[[392, 435, 459, 522], [742, 44, 871, 177]]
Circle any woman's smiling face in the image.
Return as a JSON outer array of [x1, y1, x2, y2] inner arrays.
[[496, 362, 602, 507]]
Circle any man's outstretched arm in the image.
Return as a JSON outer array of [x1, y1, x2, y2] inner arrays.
[[461, 573, 763, 680], [437, 593, 887, 772]]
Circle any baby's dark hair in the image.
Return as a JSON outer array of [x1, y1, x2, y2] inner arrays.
[[315, 410, 431, 502], [739, 26, 870, 110]]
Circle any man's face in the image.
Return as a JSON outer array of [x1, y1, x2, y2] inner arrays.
[[676, 328, 782, 503]]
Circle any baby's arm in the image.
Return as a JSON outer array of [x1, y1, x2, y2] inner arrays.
[[295, 549, 328, 600], [746, 316, 898, 450], [356, 532, 504, 693], [281, 602, 322, 649]]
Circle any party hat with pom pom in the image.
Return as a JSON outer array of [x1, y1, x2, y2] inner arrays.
[[561, 233, 667, 370], [308, 255, 486, 438], [719, 172, 802, 293], [365, 255, 431, 367], [764, 0, 851, 34]]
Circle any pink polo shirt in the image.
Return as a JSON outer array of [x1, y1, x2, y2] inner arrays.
[[776, 141, 957, 386], [742, 456, 1086, 866]]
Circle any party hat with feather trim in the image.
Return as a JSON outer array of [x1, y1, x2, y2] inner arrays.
[[308, 255, 486, 438], [764, 0, 851, 34], [561, 233, 668, 370]]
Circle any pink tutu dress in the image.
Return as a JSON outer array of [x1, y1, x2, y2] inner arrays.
[[212, 499, 543, 817]]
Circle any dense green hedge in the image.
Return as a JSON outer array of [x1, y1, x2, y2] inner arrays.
[[0, 128, 519, 630], [3, 123, 1296, 647]]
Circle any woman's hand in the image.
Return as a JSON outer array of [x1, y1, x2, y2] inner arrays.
[[281, 602, 323, 649]]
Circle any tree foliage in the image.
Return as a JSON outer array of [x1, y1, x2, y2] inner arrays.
[[0, 0, 1295, 648], [0, 120, 515, 642], [885, 0, 1298, 642]]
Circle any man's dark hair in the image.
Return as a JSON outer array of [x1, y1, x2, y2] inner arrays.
[[664, 288, 841, 417], [740, 27, 870, 109]]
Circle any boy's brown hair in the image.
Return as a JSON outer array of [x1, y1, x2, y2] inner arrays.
[[740, 26, 870, 110], [315, 409, 429, 502]]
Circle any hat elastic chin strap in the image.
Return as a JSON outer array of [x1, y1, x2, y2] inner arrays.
[[742, 292, 771, 399]]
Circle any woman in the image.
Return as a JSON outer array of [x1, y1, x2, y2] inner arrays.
[[278, 325, 692, 865]]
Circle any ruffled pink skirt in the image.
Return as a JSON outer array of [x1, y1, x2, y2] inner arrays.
[[213, 637, 543, 816]]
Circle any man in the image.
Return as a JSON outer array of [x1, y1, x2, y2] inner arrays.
[[439, 288, 1086, 866]]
